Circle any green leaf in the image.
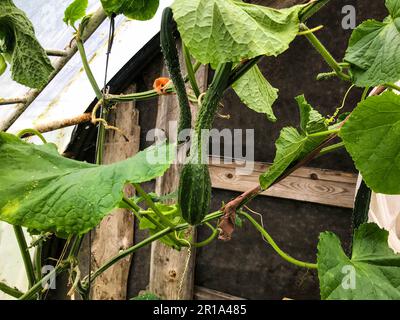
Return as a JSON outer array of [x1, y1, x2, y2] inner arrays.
[[295, 95, 327, 134], [386, 0, 400, 18], [259, 95, 328, 189], [171, 0, 306, 66], [232, 65, 278, 122], [63, 0, 89, 27], [131, 292, 161, 300], [344, 1, 400, 86], [0, 0, 54, 88], [0, 132, 174, 237], [318, 223, 400, 300], [100, 0, 160, 21], [0, 54, 6, 76], [340, 91, 400, 194], [259, 127, 306, 189]]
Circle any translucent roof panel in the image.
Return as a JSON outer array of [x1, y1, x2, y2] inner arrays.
[[0, 0, 173, 151]]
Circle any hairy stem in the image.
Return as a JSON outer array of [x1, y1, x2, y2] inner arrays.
[[133, 184, 175, 228], [0, 281, 24, 299], [122, 197, 183, 248], [300, 24, 350, 81], [240, 212, 317, 269], [19, 263, 69, 300], [191, 223, 218, 248], [384, 82, 400, 92], [307, 128, 340, 138], [84, 211, 223, 286], [318, 141, 345, 157], [13, 226, 36, 288], [16, 129, 47, 143], [183, 45, 201, 97]]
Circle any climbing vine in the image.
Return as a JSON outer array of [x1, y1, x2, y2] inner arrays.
[[1, 0, 400, 300]]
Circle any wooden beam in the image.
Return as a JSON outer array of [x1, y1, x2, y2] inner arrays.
[[208, 157, 358, 208], [90, 85, 140, 300], [194, 286, 246, 300], [149, 42, 208, 300]]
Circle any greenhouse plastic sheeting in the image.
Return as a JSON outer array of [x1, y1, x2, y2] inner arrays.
[[356, 176, 400, 253], [0, 0, 173, 299]]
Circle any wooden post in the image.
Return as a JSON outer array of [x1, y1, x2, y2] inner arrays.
[[91, 85, 140, 300], [149, 44, 208, 300]]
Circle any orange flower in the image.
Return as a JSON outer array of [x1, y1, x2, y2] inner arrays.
[[153, 77, 171, 94]]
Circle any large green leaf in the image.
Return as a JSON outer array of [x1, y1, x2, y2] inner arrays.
[[232, 65, 278, 122], [318, 223, 400, 300], [0, 132, 174, 237], [259, 95, 327, 189], [340, 91, 400, 194], [63, 0, 89, 27], [100, 0, 159, 20], [171, 0, 306, 66], [0, 0, 54, 88], [344, 0, 400, 87]]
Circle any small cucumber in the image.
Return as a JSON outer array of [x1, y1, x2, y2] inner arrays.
[[178, 62, 233, 225], [178, 163, 211, 225]]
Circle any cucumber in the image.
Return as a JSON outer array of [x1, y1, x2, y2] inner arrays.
[[160, 7, 191, 140], [178, 163, 211, 225], [178, 62, 233, 225]]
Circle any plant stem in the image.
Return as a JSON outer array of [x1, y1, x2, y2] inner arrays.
[[84, 211, 223, 285], [13, 226, 36, 288], [191, 223, 218, 248], [104, 63, 202, 104], [122, 197, 183, 248], [0, 281, 24, 299], [384, 82, 400, 92], [87, 227, 173, 284], [228, 56, 262, 86], [299, 0, 331, 21], [16, 129, 47, 143], [361, 87, 370, 101], [300, 24, 350, 82], [240, 212, 317, 269], [76, 39, 102, 100], [318, 141, 345, 157], [34, 245, 42, 290], [76, 35, 106, 165], [297, 25, 323, 36], [122, 196, 142, 217], [183, 45, 201, 98], [307, 128, 340, 138], [133, 183, 175, 228], [19, 263, 69, 300]]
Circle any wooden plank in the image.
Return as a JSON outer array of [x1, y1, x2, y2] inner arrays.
[[208, 157, 358, 208], [194, 286, 246, 300], [91, 85, 140, 300], [149, 42, 208, 300]]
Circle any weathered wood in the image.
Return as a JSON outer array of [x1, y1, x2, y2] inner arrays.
[[149, 42, 208, 300], [194, 286, 246, 300], [91, 85, 140, 300], [208, 157, 358, 208]]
